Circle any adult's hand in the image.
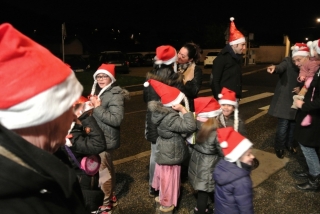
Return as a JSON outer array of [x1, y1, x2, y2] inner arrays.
[[90, 95, 101, 108], [267, 65, 275, 74]]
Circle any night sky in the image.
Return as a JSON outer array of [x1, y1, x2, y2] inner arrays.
[[2, 0, 320, 51]]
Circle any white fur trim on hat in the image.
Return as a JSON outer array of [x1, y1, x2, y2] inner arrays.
[[307, 41, 315, 57], [220, 141, 228, 148], [93, 69, 116, 83], [229, 37, 246, 45], [198, 109, 222, 118], [163, 92, 185, 107], [0, 72, 83, 130], [218, 99, 237, 106], [224, 138, 253, 162], [154, 53, 177, 66], [292, 50, 310, 58]]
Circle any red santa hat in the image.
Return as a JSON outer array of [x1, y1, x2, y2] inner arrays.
[[73, 96, 94, 118], [228, 17, 246, 45], [218, 87, 239, 131], [144, 79, 187, 108], [194, 97, 222, 118], [154, 45, 178, 72], [91, 64, 116, 97], [217, 127, 253, 163], [291, 43, 310, 57], [0, 23, 83, 130]]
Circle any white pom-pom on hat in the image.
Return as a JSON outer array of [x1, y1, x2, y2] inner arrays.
[[218, 93, 223, 99], [307, 41, 313, 48], [220, 141, 228, 148], [230, 17, 234, 21], [144, 82, 150, 87]]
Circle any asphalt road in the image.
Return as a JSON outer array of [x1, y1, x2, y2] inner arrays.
[[108, 64, 320, 214]]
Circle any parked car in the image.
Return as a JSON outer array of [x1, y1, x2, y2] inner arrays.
[[99, 51, 129, 74], [64, 54, 90, 72], [203, 51, 220, 67], [143, 52, 156, 66], [126, 52, 144, 67]]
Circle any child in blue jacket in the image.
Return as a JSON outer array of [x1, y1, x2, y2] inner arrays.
[[213, 127, 255, 214]]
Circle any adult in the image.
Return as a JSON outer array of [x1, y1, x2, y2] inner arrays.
[[266, 45, 301, 158], [143, 45, 183, 197], [210, 17, 246, 100], [177, 42, 203, 112], [293, 39, 320, 191], [0, 23, 86, 213], [89, 64, 130, 213]]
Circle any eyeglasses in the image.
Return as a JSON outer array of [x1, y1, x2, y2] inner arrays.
[[96, 75, 109, 80]]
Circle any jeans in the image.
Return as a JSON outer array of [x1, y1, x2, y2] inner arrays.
[[274, 118, 295, 150], [149, 142, 156, 186], [299, 143, 320, 177]]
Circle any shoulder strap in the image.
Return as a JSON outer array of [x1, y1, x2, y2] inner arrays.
[[64, 145, 81, 169]]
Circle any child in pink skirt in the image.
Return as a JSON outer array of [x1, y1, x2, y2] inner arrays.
[[144, 77, 197, 213]]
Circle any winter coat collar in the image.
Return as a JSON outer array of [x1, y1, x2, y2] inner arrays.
[[221, 44, 242, 61], [0, 124, 78, 198], [214, 159, 251, 186]]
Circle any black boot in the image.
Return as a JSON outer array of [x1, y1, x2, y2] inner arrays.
[[275, 149, 284, 159], [293, 170, 309, 179], [297, 174, 320, 191]]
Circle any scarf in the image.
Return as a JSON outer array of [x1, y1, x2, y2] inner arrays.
[[177, 62, 195, 84]]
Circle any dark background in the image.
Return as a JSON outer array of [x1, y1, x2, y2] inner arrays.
[[2, 0, 320, 53]]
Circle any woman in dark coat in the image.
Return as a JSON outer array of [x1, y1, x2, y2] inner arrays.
[[177, 42, 203, 112], [267, 56, 299, 158]]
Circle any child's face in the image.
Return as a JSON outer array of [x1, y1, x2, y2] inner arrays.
[[240, 148, 255, 165], [221, 104, 235, 117]]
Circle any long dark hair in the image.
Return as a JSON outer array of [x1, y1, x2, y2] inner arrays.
[[183, 42, 202, 63]]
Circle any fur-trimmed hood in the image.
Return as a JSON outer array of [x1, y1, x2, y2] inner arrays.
[[148, 100, 175, 125], [146, 70, 183, 87]]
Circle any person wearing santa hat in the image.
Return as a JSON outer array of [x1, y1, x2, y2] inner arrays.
[[266, 52, 299, 159], [188, 97, 223, 214], [176, 42, 203, 112], [291, 43, 320, 114], [143, 45, 184, 198], [213, 127, 254, 214], [218, 87, 246, 136], [0, 23, 87, 213], [210, 17, 246, 100], [144, 79, 196, 213], [89, 64, 130, 214], [63, 96, 106, 212], [292, 39, 320, 191]]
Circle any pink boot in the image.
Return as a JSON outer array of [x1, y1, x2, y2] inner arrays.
[[301, 114, 312, 126]]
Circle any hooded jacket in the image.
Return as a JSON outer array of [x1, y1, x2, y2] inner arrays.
[[188, 120, 223, 193], [213, 159, 254, 214], [143, 69, 184, 143], [93, 85, 130, 150], [0, 124, 87, 214], [148, 101, 196, 165]]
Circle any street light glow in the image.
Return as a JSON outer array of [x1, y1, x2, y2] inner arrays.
[[317, 18, 320, 22]]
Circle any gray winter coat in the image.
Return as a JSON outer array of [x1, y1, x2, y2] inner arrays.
[[188, 121, 223, 193], [148, 101, 197, 165], [93, 85, 129, 150], [268, 57, 299, 120]]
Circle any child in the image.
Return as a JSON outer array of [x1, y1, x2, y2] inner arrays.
[[89, 64, 130, 214], [213, 127, 255, 214], [64, 96, 106, 212], [144, 79, 197, 213], [188, 97, 224, 214], [218, 87, 246, 136], [291, 43, 320, 126]]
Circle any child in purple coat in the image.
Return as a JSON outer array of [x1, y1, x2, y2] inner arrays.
[[213, 127, 255, 214]]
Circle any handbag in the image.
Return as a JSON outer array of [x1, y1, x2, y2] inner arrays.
[[64, 145, 101, 176]]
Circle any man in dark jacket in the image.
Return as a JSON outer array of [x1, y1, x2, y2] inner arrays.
[[210, 17, 246, 100], [267, 56, 299, 158], [0, 23, 87, 213]]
